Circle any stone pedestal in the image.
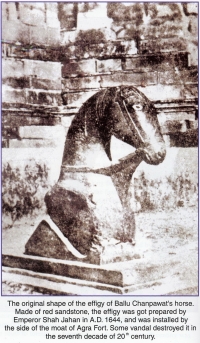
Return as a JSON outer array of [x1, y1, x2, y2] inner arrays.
[[24, 203, 136, 265], [25, 153, 143, 265], [2, 253, 165, 294]]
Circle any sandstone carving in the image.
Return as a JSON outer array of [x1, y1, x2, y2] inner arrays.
[[25, 86, 166, 264]]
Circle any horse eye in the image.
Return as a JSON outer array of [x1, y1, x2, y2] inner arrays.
[[132, 104, 143, 110]]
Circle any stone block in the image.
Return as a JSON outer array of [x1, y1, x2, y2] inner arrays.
[[2, 77, 30, 89], [4, 251, 198, 294], [62, 90, 97, 107], [5, 114, 60, 128], [46, 3, 60, 28], [124, 57, 146, 71], [158, 71, 176, 85], [137, 85, 182, 102], [31, 78, 61, 91], [24, 214, 138, 264], [61, 30, 77, 45], [2, 59, 24, 79], [24, 60, 61, 80], [160, 112, 196, 122], [46, 11, 60, 29], [125, 53, 189, 72], [9, 139, 58, 148], [26, 90, 38, 104], [139, 38, 187, 55], [96, 59, 122, 73], [62, 62, 80, 77], [25, 90, 62, 106], [62, 59, 96, 77], [7, 2, 19, 21], [173, 70, 196, 85], [19, 125, 65, 140], [37, 91, 62, 106], [29, 25, 48, 45], [47, 27, 61, 46], [2, 87, 26, 104], [62, 76, 100, 91], [20, 3, 46, 26], [145, 72, 158, 85], [25, 219, 82, 260], [2, 20, 30, 44], [100, 72, 146, 88], [77, 3, 112, 31]]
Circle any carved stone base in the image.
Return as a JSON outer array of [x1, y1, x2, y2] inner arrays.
[[2, 251, 197, 295], [25, 215, 137, 265], [2, 254, 168, 294]]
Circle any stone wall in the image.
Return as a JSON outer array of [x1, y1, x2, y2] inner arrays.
[[2, 2, 198, 151], [2, 2, 62, 149]]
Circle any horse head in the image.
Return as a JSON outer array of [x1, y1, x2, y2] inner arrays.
[[106, 86, 166, 165], [62, 86, 166, 168]]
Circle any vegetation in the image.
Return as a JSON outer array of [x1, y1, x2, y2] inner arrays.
[[132, 170, 198, 212], [2, 162, 50, 227]]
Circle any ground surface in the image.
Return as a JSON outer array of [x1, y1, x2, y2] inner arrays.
[[2, 207, 198, 295]]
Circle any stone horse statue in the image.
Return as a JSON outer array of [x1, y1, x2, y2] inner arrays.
[[25, 86, 166, 264]]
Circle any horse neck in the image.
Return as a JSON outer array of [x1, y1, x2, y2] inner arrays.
[[62, 113, 111, 169]]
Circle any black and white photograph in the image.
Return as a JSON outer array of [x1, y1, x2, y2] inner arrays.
[[1, 1, 198, 299]]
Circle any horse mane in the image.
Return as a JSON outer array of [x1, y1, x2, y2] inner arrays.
[[78, 87, 119, 161], [95, 87, 119, 160]]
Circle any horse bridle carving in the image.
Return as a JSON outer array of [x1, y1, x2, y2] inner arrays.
[[114, 88, 146, 145]]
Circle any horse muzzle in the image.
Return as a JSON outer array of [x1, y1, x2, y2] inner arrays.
[[138, 143, 166, 165]]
